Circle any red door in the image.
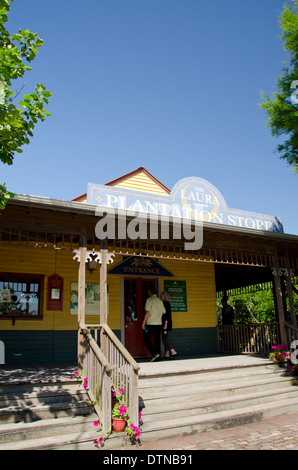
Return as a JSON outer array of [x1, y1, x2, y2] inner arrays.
[[124, 278, 156, 357]]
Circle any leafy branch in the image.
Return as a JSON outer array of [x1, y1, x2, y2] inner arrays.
[[0, 0, 52, 209]]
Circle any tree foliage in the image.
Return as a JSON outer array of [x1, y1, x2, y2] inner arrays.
[[217, 283, 298, 324], [0, 0, 52, 209], [260, 0, 298, 173], [217, 289, 277, 324]]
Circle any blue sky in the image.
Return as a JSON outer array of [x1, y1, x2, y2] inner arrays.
[[2, 0, 298, 235]]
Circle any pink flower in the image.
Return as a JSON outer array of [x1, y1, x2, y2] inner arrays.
[[119, 388, 124, 394], [75, 371, 79, 375], [94, 420, 101, 426], [130, 424, 140, 437], [119, 404, 127, 415], [93, 440, 98, 445], [99, 437, 103, 442]]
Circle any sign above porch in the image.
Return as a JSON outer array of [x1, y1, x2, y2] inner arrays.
[[108, 256, 174, 277], [87, 176, 283, 233]]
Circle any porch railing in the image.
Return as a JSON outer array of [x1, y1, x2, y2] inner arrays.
[[218, 323, 282, 354], [78, 323, 112, 433], [84, 323, 140, 430], [284, 322, 298, 348]]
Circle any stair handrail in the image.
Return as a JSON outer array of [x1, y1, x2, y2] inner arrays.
[[100, 323, 140, 427], [78, 322, 112, 433], [101, 323, 140, 371], [80, 323, 112, 372]]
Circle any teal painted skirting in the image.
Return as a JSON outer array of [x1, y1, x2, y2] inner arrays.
[[0, 328, 218, 364], [0, 331, 77, 364], [168, 327, 218, 356]]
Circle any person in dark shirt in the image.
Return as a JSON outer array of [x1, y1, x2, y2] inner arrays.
[[160, 292, 178, 359], [221, 298, 235, 325]]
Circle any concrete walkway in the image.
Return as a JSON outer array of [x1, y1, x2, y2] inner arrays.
[[117, 411, 298, 451]]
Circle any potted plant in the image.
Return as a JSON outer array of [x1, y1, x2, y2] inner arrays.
[[71, 375, 142, 445], [111, 401, 128, 432], [111, 386, 128, 432]]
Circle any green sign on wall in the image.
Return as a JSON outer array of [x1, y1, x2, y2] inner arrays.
[[163, 280, 187, 312]]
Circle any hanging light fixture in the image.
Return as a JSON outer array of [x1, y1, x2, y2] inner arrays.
[[87, 253, 99, 274]]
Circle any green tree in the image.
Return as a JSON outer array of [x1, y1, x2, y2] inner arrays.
[[0, 0, 52, 209], [217, 281, 298, 324], [217, 288, 277, 324], [259, 0, 298, 173]]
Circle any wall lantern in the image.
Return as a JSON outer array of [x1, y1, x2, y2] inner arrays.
[[87, 252, 100, 274]]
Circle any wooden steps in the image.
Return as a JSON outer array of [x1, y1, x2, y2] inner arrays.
[[0, 358, 297, 450], [138, 362, 298, 442]]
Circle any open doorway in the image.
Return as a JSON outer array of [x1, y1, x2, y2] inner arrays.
[[124, 278, 157, 357]]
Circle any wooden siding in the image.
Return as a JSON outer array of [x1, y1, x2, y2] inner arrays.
[[0, 247, 216, 332], [106, 255, 121, 330], [160, 259, 217, 329], [111, 171, 169, 195], [0, 246, 121, 331]]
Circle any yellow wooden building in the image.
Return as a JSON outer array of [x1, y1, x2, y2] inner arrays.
[[0, 167, 297, 364]]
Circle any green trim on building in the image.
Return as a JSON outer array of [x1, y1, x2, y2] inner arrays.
[[0, 328, 218, 364], [169, 327, 218, 356]]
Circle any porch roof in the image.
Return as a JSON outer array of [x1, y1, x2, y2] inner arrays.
[[1, 193, 298, 275]]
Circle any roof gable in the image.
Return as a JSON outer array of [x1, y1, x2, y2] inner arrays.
[[72, 166, 169, 202], [106, 166, 170, 196]]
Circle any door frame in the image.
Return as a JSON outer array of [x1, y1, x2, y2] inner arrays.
[[120, 275, 162, 347]]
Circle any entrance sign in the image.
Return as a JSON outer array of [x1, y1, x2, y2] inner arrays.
[[163, 280, 187, 312], [108, 256, 173, 277], [88, 177, 283, 233]]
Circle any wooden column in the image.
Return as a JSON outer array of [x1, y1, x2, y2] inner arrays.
[[284, 256, 297, 328], [100, 240, 109, 357], [77, 245, 86, 372], [129, 366, 139, 426], [78, 246, 86, 325], [273, 257, 287, 344], [102, 369, 111, 433]]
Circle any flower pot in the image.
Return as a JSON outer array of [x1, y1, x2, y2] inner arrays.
[[112, 418, 126, 432]]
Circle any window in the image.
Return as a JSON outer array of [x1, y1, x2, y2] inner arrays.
[[0, 273, 44, 318]]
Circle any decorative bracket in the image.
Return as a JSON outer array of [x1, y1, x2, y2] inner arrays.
[[271, 267, 295, 277], [73, 249, 115, 265]]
